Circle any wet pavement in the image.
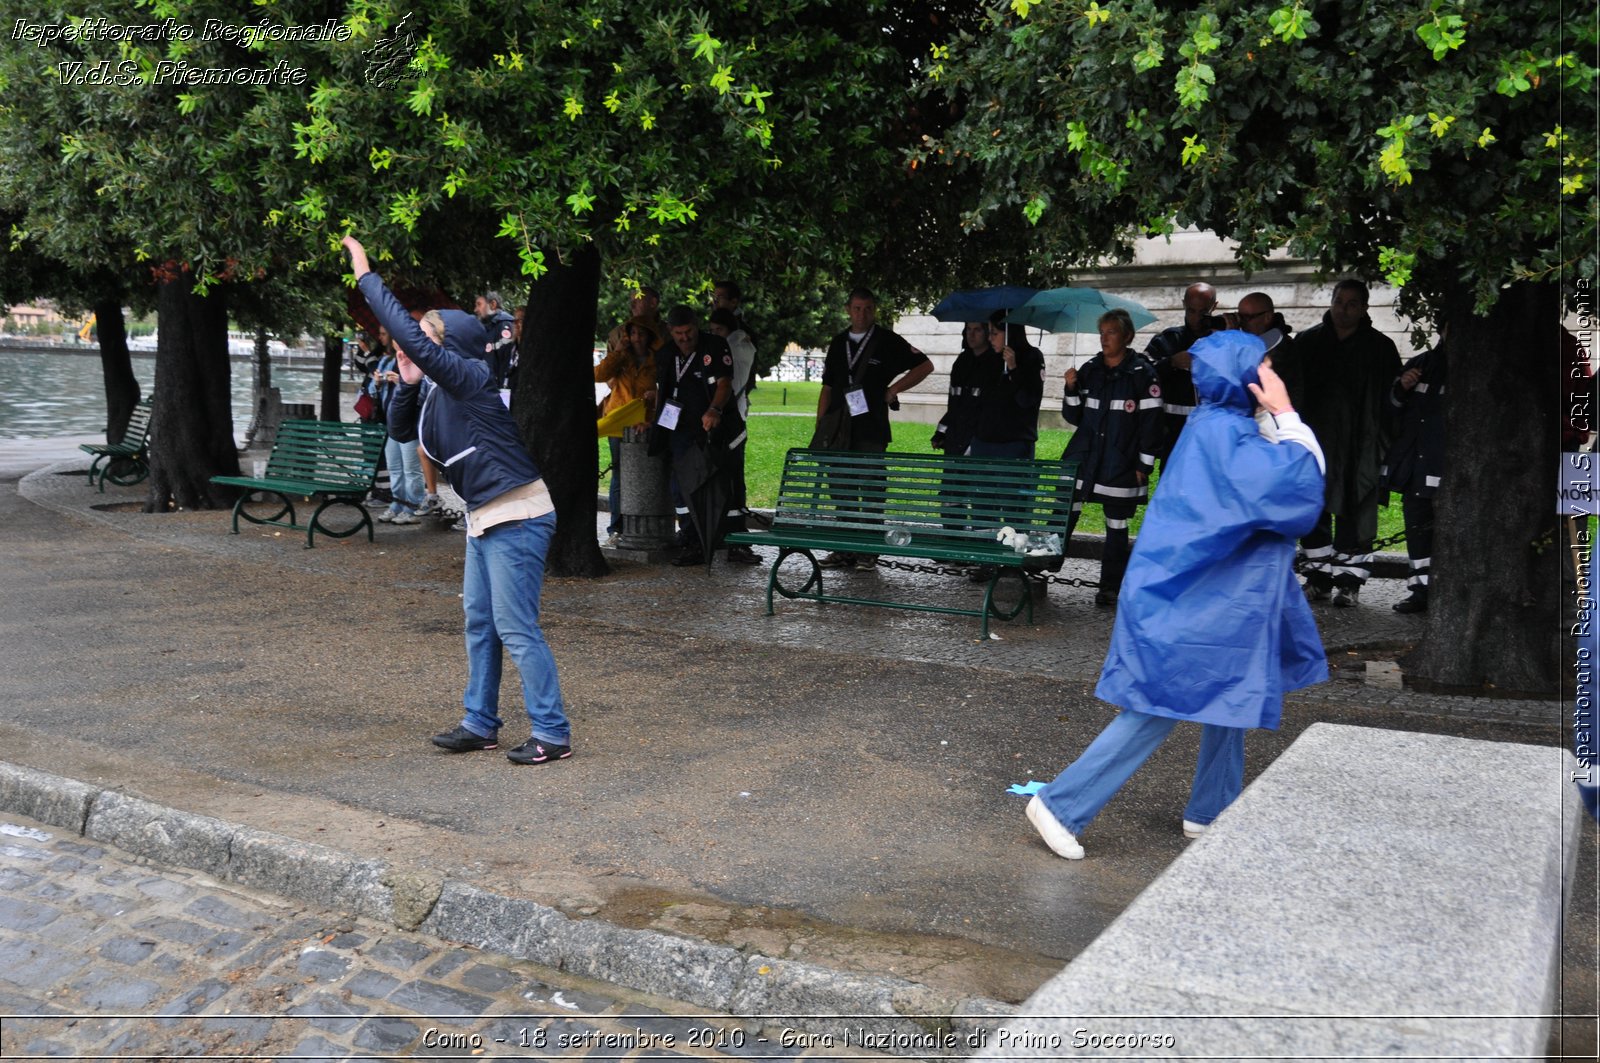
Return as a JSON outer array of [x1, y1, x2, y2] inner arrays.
[[0, 446, 1590, 1043]]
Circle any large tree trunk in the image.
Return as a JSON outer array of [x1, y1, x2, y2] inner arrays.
[[517, 244, 608, 577], [319, 333, 343, 420], [145, 276, 238, 511], [93, 297, 139, 444], [1402, 282, 1563, 695]]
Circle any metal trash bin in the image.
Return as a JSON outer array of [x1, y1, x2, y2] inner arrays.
[[616, 424, 674, 551]]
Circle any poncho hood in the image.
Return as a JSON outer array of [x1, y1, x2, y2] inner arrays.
[[1191, 330, 1266, 412]]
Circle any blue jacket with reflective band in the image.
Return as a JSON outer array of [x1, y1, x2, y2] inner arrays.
[[1095, 331, 1327, 730], [359, 272, 541, 510]]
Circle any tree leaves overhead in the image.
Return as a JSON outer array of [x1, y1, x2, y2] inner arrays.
[[923, 0, 1597, 320]]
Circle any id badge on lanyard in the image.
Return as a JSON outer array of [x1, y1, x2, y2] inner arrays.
[[657, 402, 682, 431], [845, 329, 872, 418]]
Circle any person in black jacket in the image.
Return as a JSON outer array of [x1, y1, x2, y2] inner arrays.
[[969, 312, 1045, 458], [653, 305, 737, 566], [344, 236, 572, 767], [1297, 280, 1402, 608], [1379, 340, 1446, 613], [1061, 309, 1164, 605], [1143, 282, 1219, 461], [474, 290, 517, 394], [932, 321, 987, 458]]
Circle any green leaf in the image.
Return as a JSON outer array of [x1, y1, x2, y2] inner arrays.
[[1180, 135, 1208, 166], [1022, 197, 1047, 225]]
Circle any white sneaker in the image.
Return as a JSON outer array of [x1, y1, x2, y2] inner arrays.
[[390, 511, 420, 525], [376, 506, 399, 523], [415, 495, 441, 516], [1182, 819, 1208, 839], [601, 532, 621, 548], [1026, 796, 1084, 860]]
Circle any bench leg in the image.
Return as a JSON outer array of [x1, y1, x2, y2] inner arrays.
[[768, 548, 823, 614], [982, 569, 1033, 638], [306, 497, 373, 548], [231, 491, 295, 535]]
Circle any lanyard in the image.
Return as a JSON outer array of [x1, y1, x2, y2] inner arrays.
[[846, 327, 874, 372], [674, 349, 696, 383]]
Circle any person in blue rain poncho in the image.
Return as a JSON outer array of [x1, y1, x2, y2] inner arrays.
[[1026, 330, 1328, 860]]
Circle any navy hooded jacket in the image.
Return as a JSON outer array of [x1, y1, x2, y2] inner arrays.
[[1096, 331, 1327, 730], [358, 272, 542, 510]]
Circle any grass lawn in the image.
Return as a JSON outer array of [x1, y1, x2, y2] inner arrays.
[[599, 396, 1406, 541]]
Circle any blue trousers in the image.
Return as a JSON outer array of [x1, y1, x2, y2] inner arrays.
[[1038, 709, 1245, 833], [384, 435, 424, 512], [459, 514, 570, 745]]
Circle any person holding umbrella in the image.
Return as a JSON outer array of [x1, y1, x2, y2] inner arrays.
[[652, 305, 737, 566]]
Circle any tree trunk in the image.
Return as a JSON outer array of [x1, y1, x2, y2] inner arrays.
[[93, 297, 139, 444], [319, 333, 344, 421], [145, 276, 238, 511], [1402, 282, 1563, 695], [516, 244, 608, 577]]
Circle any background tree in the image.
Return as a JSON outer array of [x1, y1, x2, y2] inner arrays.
[[925, 0, 1595, 694]]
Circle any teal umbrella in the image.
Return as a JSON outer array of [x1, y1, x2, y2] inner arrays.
[[1009, 287, 1157, 334]]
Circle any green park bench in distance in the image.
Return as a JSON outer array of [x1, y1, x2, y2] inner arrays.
[[727, 449, 1079, 637], [79, 398, 153, 492], [210, 420, 386, 549]]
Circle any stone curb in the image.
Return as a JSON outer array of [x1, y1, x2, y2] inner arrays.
[[0, 760, 1014, 1053]]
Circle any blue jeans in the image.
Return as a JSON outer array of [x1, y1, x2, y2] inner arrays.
[[384, 435, 424, 512], [459, 514, 569, 745], [1038, 709, 1244, 833]]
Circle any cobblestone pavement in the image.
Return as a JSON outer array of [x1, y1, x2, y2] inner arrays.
[[0, 811, 905, 1062]]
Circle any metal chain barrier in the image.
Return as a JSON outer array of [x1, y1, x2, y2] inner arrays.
[[872, 557, 1101, 589]]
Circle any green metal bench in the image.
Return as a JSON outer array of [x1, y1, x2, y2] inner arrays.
[[79, 398, 153, 492], [209, 420, 387, 548], [726, 448, 1079, 636]]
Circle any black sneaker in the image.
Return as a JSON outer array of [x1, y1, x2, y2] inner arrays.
[[432, 726, 498, 752], [506, 739, 573, 765], [726, 544, 761, 565], [1393, 591, 1428, 614], [671, 546, 705, 566], [817, 552, 856, 569]]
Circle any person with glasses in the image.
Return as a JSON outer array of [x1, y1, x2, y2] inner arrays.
[[1143, 282, 1222, 462], [1235, 292, 1302, 409]]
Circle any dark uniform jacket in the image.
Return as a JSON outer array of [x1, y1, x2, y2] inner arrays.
[[820, 326, 929, 446], [480, 309, 517, 389], [1143, 323, 1207, 457], [972, 341, 1046, 445], [1061, 352, 1164, 503], [936, 344, 984, 455], [1379, 347, 1445, 498], [652, 331, 737, 449], [1297, 313, 1402, 514]]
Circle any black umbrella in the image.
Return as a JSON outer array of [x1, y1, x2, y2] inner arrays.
[[673, 438, 731, 566]]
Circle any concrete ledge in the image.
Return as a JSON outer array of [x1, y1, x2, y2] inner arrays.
[[977, 723, 1580, 1058], [0, 762, 1011, 1054], [85, 791, 235, 878], [0, 762, 97, 833]]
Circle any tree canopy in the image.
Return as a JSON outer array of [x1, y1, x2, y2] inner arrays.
[[922, 0, 1595, 322]]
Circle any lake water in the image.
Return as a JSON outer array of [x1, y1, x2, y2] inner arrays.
[[0, 348, 333, 443]]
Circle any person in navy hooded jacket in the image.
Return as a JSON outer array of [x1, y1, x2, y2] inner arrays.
[[343, 236, 572, 767], [1026, 331, 1326, 859]]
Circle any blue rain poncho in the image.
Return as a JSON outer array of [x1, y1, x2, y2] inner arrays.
[[1095, 331, 1328, 729]]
